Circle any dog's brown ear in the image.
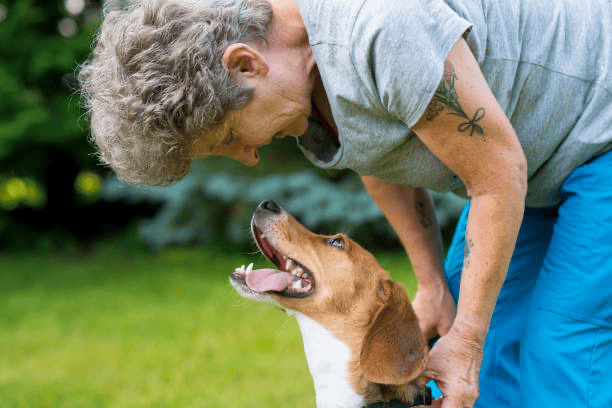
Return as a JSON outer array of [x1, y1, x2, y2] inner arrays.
[[360, 280, 428, 385]]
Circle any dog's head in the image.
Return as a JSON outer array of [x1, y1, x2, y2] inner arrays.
[[230, 200, 428, 386]]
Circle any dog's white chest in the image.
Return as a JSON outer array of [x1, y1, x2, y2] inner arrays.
[[291, 312, 364, 408]]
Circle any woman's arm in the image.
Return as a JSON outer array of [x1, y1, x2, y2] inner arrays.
[[361, 177, 456, 340], [411, 38, 527, 407]]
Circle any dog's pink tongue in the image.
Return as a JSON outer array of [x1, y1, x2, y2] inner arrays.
[[246, 268, 296, 292]]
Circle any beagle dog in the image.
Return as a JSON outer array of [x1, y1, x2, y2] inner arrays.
[[230, 200, 433, 408]]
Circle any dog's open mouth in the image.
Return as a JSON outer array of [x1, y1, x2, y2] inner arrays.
[[231, 225, 315, 298]]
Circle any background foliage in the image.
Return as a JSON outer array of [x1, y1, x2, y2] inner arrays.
[[0, 0, 114, 249]]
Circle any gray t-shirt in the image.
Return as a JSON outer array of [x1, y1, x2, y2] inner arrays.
[[296, 0, 612, 207]]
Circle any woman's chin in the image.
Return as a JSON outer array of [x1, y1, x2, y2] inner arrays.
[[287, 116, 309, 137]]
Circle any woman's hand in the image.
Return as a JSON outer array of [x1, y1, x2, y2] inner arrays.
[[424, 318, 485, 408], [412, 281, 456, 341]]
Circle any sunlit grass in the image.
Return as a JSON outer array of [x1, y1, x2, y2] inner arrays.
[[0, 245, 415, 407]]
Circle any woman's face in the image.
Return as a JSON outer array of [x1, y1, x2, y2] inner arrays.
[[191, 53, 315, 165], [191, 0, 317, 166]]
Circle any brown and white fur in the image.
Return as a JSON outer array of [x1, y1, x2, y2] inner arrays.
[[230, 200, 432, 408]]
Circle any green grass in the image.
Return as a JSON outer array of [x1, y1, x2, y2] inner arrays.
[[0, 245, 416, 408]]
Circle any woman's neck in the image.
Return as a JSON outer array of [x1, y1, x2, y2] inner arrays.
[[311, 68, 339, 141]]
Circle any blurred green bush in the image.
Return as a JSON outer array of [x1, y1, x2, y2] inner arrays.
[[0, 0, 98, 168], [0, 0, 110, 249]]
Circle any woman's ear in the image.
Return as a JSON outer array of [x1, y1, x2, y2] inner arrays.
[[222, 43, 268, 79], [360, 280, 428, 385]]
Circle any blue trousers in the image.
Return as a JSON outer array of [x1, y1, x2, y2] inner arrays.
[[432, 150, 612, 407]]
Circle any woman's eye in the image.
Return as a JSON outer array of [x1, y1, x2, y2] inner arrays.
[[221, 131, 235, 146], [325, 237, 345, 250]]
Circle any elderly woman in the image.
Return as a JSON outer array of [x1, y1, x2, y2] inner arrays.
[[79, 0, 612, 406]]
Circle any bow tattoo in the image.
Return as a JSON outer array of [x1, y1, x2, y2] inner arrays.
[[424, 61, 486, 137]]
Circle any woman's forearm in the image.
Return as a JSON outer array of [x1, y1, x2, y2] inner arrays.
[[361, 175, 446, 288], [454, 186, 525, 339], [362, 174, 525, 340]]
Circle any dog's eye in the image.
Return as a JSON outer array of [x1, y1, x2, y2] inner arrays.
[[325, 237, 345, 250]]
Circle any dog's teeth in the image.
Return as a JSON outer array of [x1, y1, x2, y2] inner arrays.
[[240, 265, 246, 272], [295, 267, 303, 277], [292, 280, 303, 289], [286, 259, 295, 270], [246, 263, 253, 274]]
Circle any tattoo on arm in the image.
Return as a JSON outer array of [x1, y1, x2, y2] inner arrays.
[[463, 230, 474, 269], [425, 61, 486, 136], [415, 199, 433, 229]]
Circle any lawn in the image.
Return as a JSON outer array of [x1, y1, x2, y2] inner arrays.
[[0, 244, 417, 408]]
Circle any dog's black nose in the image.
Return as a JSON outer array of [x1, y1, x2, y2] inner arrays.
[[259, 200, 281, 214]]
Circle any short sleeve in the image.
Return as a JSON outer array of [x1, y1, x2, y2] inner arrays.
[[350, 0, 472, 127]]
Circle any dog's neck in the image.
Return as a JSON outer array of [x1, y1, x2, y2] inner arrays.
[[291, 311, 364, 408], [289, 311, 430, 408]]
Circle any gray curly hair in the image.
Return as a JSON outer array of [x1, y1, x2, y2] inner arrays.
[[78, 0, 273, 186]]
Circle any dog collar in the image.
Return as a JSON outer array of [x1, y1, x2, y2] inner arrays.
[[363, 386, 433, 408]]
